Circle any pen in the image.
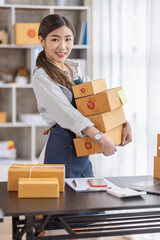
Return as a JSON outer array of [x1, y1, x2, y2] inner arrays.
[[72, 180, 77, 188]]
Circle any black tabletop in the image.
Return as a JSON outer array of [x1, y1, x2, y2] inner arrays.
[[1, 175, 160, 217]]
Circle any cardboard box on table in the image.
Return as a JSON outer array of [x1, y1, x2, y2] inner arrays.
[[75, 87, 122, 117], [157, 134, 160, 157], [8, 164, 65, 192], [72, 78, 107, 99], [18, 178, 59, 198], [154, 156, 160, 178], [73, 125, 123, 157], [15, 23, 40, 45]]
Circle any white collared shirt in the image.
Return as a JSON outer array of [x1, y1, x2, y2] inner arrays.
[[32, 59, 94, 137]]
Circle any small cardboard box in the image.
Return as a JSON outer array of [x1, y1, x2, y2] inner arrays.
[[73, 125, 123, 157], [18, 178, 59, 198], [154, 156, 160, 178], [72, 78, 107, 99], [8, 164, 65, 192], [75, 87, 122, 116], [15, 23, 40, 45], [88, 107, 126, 133], [0, 112, 6, 123], [157, 134, 160, 157]]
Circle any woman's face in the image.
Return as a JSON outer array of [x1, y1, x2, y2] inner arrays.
[[39, 26, 74, 67]]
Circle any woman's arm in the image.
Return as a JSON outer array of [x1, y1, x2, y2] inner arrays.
[[82, 120, 132, 156], [82, 126, 117, 156]]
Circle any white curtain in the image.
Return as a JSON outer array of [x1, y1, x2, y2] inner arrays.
[[91, 0, 160, 177]]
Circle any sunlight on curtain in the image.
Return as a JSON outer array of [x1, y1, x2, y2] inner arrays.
[[91, 0, 149, 177]]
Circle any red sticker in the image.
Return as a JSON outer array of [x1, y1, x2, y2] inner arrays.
[[27, 29, 36, 38], [85, 142, 92, 150], [81, 88, 86, 93], [87, 101, 95, 110]]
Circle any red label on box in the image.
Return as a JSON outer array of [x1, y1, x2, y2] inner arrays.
[[87, 101, 95, 110], [27, 29, 36, 38], [85, 142, 92, 150], [81, 88, 86, 93]]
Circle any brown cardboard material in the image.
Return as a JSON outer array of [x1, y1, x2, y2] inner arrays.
[[18, 178, 59, 198], [0, 112, 6, 123], [15, 23, 40, 45], [157, 134, 160, 157], [75, 87, 122, 116], [154, 156, 160, 178], [8, 164, 65, 192], [88, 107, 126, 133], [73, 125, 123, 157], [72, 78, 107, 99]]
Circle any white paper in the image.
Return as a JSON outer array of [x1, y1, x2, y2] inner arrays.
[[65, 177, 117, 193]]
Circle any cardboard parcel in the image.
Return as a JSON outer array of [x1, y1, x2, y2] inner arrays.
[[8, 164, 65, 192]]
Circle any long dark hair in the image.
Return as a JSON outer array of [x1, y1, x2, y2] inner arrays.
[[36, 14, 76, 89]]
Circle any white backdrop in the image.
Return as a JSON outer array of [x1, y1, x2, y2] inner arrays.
[[91, 0, 160, 178]]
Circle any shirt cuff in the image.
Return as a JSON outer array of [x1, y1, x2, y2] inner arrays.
[[71, 118, 94, 138]]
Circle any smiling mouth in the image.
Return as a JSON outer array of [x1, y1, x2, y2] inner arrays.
[[56, 52, 67, 57]]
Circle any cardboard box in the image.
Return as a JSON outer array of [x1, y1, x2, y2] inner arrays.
[[72, 78, 107, 99], [15, 23, 40, 45], [18, 178, 59, 198], [0, 112, 6, 123], [73, 125, 123, 157], [75, 87, 122, 116], [154, 156, 160, 178], [157, 134, 160, 157], [8, 164, 65, 192], [88, 107, 126, 133]]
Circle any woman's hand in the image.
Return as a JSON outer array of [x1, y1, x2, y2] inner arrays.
[[121, 121, 132, 146], [99, 135, 117, 156]]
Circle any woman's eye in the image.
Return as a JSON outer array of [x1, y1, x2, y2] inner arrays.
[[66, 38, 72, 42], [52, 38, 58, 42]]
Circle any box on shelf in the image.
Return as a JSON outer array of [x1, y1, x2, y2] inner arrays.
[[75, 87, 122, 116], [0, 112, 6, 123], [88, 107, 126, 133], [157, 134, 160, 157], [15, 23, 40, 45], [8, 164, 65, 192], [72, 78, 107, 99], [154, 156, 160, 178], [73, 125, 123, 157], [18, 178, 59, 198]]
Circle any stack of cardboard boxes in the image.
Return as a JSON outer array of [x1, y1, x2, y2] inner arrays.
[[72, 79, 127, 157], [154, 134, 160, 178], [8, 164, 65, 198]]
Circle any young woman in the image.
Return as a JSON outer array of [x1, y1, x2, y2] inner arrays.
[[33, 14, 132, 179]]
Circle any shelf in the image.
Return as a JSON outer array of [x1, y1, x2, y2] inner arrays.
[[0, 3, 90, 163], [0, 44, 89, 49], [0, 122, 47, 127], [0, 83, 33, 88]]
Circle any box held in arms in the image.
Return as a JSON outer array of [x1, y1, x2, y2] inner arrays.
[[8, 164, 65, 192], [72, 78, 107, 99], [73, 125, 123, 157], [75, 87, 122, 116], [18, 178, 59, 198], [88, 107, 126, 133]]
